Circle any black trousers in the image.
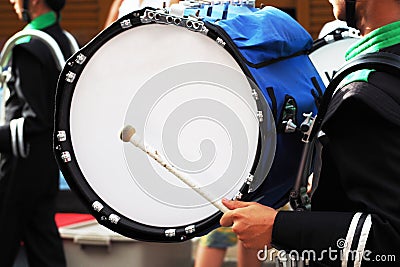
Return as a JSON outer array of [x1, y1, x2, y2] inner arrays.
[[0, 192, 66, 267], [0, 148, 66, 267]]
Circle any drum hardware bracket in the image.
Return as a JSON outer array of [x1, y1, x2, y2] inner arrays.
[[235, 174, 254, 200], [289, 186, 311, 212], [283, 118, 297, 133], [66, 53, 87, 68], [65, 71, 76, 83], [256, 111, 263, 122], [74, 53, 87, 65], [61, 151, 72, 163], [300, 112, 315, 143], [65, 53, 87, 71], [340, 27, 361, 39], [251, 89, 259, 100], [165, 228, 176, 237], [282, 113, 315, 136], [215, 37, 226, 47], [92, 201, 104, 212], [289, 113, 315, 211], [120, 19, 133, 29], [141, 9, 207, 33], [185, 225, 196, 234], [109, 214, 121, 224], [323, 28, 360, 44], [56, 130, 67, 142]]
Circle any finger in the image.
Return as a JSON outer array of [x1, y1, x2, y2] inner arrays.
[[219, 211, 234, 227], [222, 198, 253, 210]]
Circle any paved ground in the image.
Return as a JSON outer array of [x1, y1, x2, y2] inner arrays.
[[191, 238, 277, 267], [14, 235, 279, 267]]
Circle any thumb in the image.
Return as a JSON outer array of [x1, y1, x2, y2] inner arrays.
[[222, 198, 252, 210]]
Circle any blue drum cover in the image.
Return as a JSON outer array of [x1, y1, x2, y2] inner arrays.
[[211, 7, 325, 208], [216, 6, 313, 64]]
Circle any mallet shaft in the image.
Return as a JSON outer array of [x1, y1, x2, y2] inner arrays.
[[121, 125, 229, 213]]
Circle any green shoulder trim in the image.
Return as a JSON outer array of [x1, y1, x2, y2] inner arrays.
[[346, 21, 400, 60], [339, 20, 400, 88], [16, 12, 57, 45]]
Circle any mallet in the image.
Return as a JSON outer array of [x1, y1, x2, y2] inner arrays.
[[120, 125, 229, 213]]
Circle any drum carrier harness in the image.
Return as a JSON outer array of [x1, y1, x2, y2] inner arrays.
[[289, 52, 400, 211]]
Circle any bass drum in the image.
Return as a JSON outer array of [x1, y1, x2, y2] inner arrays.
[[54, 8, 276, 242], [309, 28, 361, 86]]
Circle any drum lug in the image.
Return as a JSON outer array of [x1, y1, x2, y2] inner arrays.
[[75, 53, 87, 65], [251, 89, 259, 100], [201, 27, 209, 35], [92, 201, 104, 212], [216, 37, 226, 47], [283, 119, 297, 133], [246, 174, 254, 184], [61, 151, 72, 163], [120, 19, 133, 29], [165, 229, 176, 237], [65, 71, 76, 83], [184, 225, 195, 234], [109, 214, 121, 224], [57, 130, 67, 142], [256, 111, 263, 122]]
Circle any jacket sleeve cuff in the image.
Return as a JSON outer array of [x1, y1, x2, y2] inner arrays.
[[271, 210, 356, 252], [0, 119, 29, 157]]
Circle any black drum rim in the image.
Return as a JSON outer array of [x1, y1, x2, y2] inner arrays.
[[54, 8, 275, 242]]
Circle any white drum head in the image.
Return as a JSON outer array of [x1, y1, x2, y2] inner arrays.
[[55, 12, 276, 241]]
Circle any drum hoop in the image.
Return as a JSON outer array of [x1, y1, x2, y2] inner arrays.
[[308, 27, 360, 55], [308, 28, 360, 86], [54, 8, 274, 242]]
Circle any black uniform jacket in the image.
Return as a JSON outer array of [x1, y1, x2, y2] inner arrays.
[[272, 44, 400, 266], [0, 23, 74, 215]]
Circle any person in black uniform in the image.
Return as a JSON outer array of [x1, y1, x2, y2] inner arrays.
[[0, 0, 76, 266], [220, 0, 400, 266]]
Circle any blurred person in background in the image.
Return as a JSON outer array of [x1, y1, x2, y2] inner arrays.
[[0, 0, 77, 266]]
